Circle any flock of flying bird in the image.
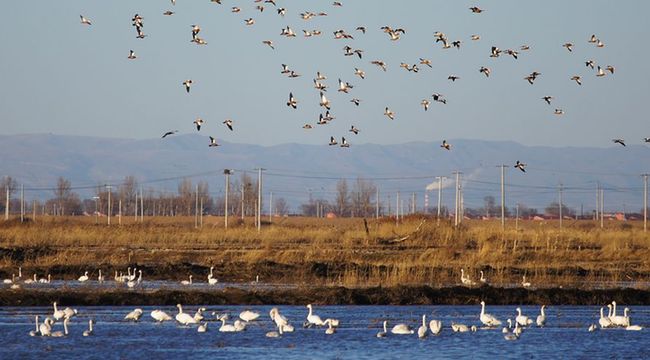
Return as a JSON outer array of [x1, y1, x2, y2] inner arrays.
[[75, 1, 646, 174]]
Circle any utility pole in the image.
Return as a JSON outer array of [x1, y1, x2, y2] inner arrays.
[[134, 192, 138, 222], [118, 200, 122, 225], [376, 187, 380, 219], [200, 198, 203, 228], [596, 183, 600, 222], [4, 185, 9, 220], [453, 172, 461, 226], [269, 191, 273, 223], [32, 200, 36, 221], [515, 203, 520, 231], [499, 165, 507, 230], [600, 188, 604, 229], [194, 184, 199, 229], [436, 176, 444, 219], [241, 183, 245, 220], [642, 174, 648, 232], [257, 169, 262, 231], [558, 184, 563, 230], [224, 169, 232, 229], [396, 191, 400, 225], [107, 185, 112, 226], [140, 188, 144, 222], [20, 184, 24, 223], [411, 192, 416, 214]]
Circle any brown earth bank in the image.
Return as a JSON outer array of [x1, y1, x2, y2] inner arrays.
[[2, 286, 650, 307]]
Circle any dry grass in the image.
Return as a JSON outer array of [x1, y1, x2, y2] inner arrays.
[[1, 215, 649, 289]]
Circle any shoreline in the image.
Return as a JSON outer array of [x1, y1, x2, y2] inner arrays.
[[2, 285, 650, 307]]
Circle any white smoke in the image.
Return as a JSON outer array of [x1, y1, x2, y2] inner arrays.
[[424, 167, 483, 191]]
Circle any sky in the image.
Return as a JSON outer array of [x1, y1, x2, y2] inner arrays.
[[0, 0, 649, 148]]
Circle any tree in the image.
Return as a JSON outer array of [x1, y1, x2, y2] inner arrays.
[[335, 179, 349, 216], [350, 178, 377, 217], [545, 202, 575, 218], [52, 177, 82, 215], [0, 176, 17, 213], [274, 197, 289, 216], [119, 176, 138, 215]]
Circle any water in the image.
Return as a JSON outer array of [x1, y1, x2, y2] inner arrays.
[[1, 305, 648, 359]]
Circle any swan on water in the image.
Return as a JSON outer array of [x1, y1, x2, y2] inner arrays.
[[240, 310, 261, 322], [599, 307, 612, 328], [219, 318, 238, 332], [125, 308, 143, 322], [127, 268, 137, 281], [2, 274, 14, 284], [180, 275, 193, 285], [324, 318, 340, 327], [306, 304, 325, 326], [176, 304, 198, 325], [52, 302, 65, 321], [625, 325, 643, 331], [266, 324, 283, 338], [429, 319, 442, 335], [588, 324, 597, 332], [151, 309, 173, 322], [127, 270, 142, 288], [78, 271, 89, 282], [377, 321, 388, 337], [610, 301, 627, 327], [270, 307, 294, 332], [82, 319, 94, 336], [391, 322, 414, 335], [193, 307, 206, 322], [98, 270, 104, 282], [515, 307, 533, 327], [50, 318, 69, 337], [325, 319, 336, 335], [417, 315, 427, 338], [451, 322, 474, 333], [29, 315, 40, 336], [503, 319, 512, 333], [536, 305, 546, 327], [39, 317, 53, 336], [24, 274, 37, 284], [38, 274, 51, 284], [63, 306, 78, 319], [480, 301, 502, 326], [208, 266, 218, 285], [479, 271, 487, 284], [234, 319, 247, 332], [622, 308, 631, 327], [513, 321, 522, 337], [197, 322, 208, 333]]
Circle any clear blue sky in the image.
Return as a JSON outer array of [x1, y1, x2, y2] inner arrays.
[[0, 0, 648, 147]]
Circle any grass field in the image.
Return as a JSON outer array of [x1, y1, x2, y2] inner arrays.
[[1, 215, 649, 289]]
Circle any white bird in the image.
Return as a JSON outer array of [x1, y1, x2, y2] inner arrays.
[[52, 302, 65, 321], [377, 320, 388, 337], [125, 308, 143, 322], [461, 269, 477, 286], [306, 304, 325, 326], [513, 321, 522, 336], [625, 325, 643, 331], [240, 310, 260, 322], [287, 92, 298, 109], [151, 309, 173, 322], [417, 315, 427, 338], [127, 50, 137, 60], [183, 79, 193, 93], [38, 274, 51, 283], [208, 266, 218, 285], [193, 308, 206, 322], [29, 315, 40, 336], [97, 270, 104, 282], [80, 15, 92, 25], [233, 319, 247, 332], [429, 319, 442, 335], [536, 305, 546, 327], [451, 322, 473, 333], [50, 318, 69, 337], [319, 92, 331, 110], [588, 324, 597, 332], [270, 308, 294, 333], [176, 304, 198, 325], [266, 324, 283, 338], [480, 301, 502, 327], [515, 307, 533, 327], [384, 107, 394, 120], [598, 306, 612, 328], [63, 307, 78, 319], [391, 323, 414, 334], [521, 275, 531, 288], [219, 318, 237, 332], [2, 274, 14, 284], [610, 301, 627, 327], [78, 271, 89, 282], [479, 271, 487, 284], [197, 322, 208, 332], [324, 319, 336, 335], [39, 317, 53, 336], [181, 275, 193, 285], [193, 118, 204, 131], [83, 319, 94, 336]]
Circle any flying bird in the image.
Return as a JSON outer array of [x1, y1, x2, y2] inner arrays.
[[287, 92, 298, 109], [440, 140, 451, 150], [448, 75, 460, 82], [262, 40, 274, 49], [432, 93, 447, 104], [340, 137, 350, 148], [514, 161, 526, 173], [542, 96, 553, 105], [80, 15, 92, 25], [354, 68, 365, 79], [163, 11, 175, 16], [183, 80, 193, 93], [302, 124, 313, 129], [571, 75, 582, 85], [328, 136, 338, 146], [193, 118, 204, 131], [384, 107, 395, 120], [563, 43, 574, 52], [223, 119, 233, 131], [596, 66, 606, 77], [479, 66, 491, 77], [554, 109, 564, 115], [421, 99, 430, 111], [162, 130, 178, 138], [127, 50, 137, 59], [349, 126, 360, 134], [469, 6, 484, 13], [350, 98, 361, 106], [612, 139, 626, 147], [371, 60, 387, 71], [419, 58, 432, 68], [319, 92, 331, 110], [209, 136, 220, 147]]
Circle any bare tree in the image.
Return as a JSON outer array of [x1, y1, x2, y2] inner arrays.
[[350, 178, 377, 217], [0, 176, 17, 213], [274, 197, 289, 216], [119, 175, 138, 215], [178, 178, 193, 216], [52, 177, 82, 215], [335, 179, 350, 216]]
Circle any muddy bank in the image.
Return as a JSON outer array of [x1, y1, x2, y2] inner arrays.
[[2, 286, 650, 307]]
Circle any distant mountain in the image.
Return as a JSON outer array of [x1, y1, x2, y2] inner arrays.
[[1, 133, 649, 214]]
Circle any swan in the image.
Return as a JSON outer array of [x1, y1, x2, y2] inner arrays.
[[270, 308, 294, 332], [127, 270, 142, 288], [377, 321, 388, 337], [193, 307, 206, 322], [208, 266, 218, 285], [24, 274, 37, 284], [2, 274, 15, 284], [504, 332, 519, 340], [391, 322, 414, 334], [128, 267, 137, 281], [521, 275, 531, 288], [197, 322, 208, 333], [622, 308, 631, 327], [151, 309, 173, 322], [98, 270, 104, 282], [175, 304, 198, 325], [219, 318, 237, 332], [306, 304, 325, 326], [451, 322, 472, 333], [78, 271, 89, 282], [180, 275, 193, 285], [536, 305, 546, 327], [83, 319, 94, 336], [599, 307, 612, 328], [479, 271, 487, 284], [610, 301, 627, 327], [516, 308, 533, 327], [588, 324, 597, 332], [513, 321, 522, 336], [417, 315, 427, 338], [266, 324, 283, 338], [429, 319, 442, 335], [480, 301, 502, 326], [239, 310, 261, 322], [503, 319, 512, 333], [460, 269, 477, 286], [39, 317, 53, 336], [29, 315, 40, 336], [50, 318, 69, 337], [125, 308, 143, 322], [38, 274, 51, 283], [63, 307, 78, 319], [324, 318, 340, 327], [234, 319, 247, 332], [625, 325, 643, 331], [325, 319, 336, 335], [52, 302, 65, 321]]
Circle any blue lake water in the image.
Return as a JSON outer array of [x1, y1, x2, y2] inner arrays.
[[0, 305, 648, 359]]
